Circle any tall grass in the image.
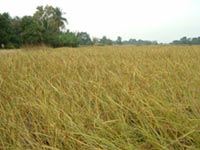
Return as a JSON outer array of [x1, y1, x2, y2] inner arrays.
[[0, 46, 200, 150]]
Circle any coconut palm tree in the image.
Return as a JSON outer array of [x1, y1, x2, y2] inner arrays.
[[54, 7, 68, 32], [34, 5, 68, 32]]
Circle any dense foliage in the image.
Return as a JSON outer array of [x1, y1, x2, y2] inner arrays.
[[0, 13, 16, 48], [0, 6, 80, 48], [171, 36, 200, 45]]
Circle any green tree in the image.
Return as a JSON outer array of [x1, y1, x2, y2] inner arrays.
[[77, 32, 92, 45], [33, 5, 68, 46], [0, 13, 13, 48], [92, 37, 100, 45], [191, 37, 200, 45], [100, 36, 113, 45], [180, 37, 188, 45], [11, 16, 22, 48], [116, 36, 122, 45], [20, 16, 44, 45], [33, 5, 67, 32], [56, 31, 78, 47], [54, 7, 68, 31]]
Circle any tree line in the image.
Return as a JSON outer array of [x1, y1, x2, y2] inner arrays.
[[1, 5, 200, 49], [0, 5, 79, 48], [0, 5, 159, 49], [171, 36, 200, 45]]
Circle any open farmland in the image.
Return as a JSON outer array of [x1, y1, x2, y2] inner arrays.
[[0, 46, 200, 150]]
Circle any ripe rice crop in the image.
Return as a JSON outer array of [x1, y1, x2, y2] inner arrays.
[[0, 46, 200, 150]]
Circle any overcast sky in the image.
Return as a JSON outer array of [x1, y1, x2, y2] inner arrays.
[[1, 0, 200, 43]]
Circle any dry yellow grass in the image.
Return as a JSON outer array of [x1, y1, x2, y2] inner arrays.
[[0, 46, 200, 150]]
